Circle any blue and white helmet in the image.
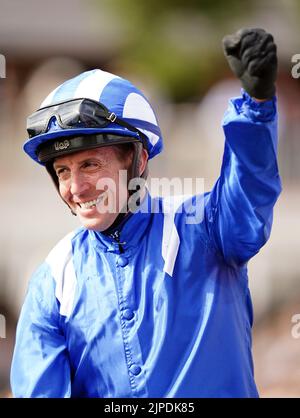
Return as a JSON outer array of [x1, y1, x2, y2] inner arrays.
[[23, 69, 163, 164]]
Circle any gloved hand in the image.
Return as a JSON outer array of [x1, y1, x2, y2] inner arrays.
[[222, 28, 277, 99]]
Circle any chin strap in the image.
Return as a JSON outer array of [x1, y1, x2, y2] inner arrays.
[[102, 209, 131, 235], [103, 142, 146, 233]]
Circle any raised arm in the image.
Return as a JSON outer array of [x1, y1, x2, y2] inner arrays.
[[205, 28, 281, 266]]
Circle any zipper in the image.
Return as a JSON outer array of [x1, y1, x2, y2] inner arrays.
[[109, 230, 125, 254]]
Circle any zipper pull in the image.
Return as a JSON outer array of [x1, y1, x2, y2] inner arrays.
[[109, 230, 125, 254]]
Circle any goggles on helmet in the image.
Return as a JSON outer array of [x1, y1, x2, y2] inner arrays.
[[27, 97, 148, 149]]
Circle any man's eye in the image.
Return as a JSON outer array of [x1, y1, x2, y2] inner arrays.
[[56, 168, 69, 178], [82, 161, 100, 170]]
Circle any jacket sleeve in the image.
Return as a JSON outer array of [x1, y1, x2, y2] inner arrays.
[[205, 91, 282, 266], [10, 264, 71, 398]]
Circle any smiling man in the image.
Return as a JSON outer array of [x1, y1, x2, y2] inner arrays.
[[52, 145, 147, 231], [11, 28, 281, 398]]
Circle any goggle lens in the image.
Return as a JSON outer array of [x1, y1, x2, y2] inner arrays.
[[27, 98, 112, 137]]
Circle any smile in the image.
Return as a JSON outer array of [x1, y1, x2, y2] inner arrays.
[[77, 195, 104, 209]]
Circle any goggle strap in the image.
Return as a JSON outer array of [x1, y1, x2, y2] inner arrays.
[[107, 112, 117, 123], [111, 116, 148, 149]]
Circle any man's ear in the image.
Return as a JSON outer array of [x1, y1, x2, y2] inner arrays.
[[139, 148, 148, 176]]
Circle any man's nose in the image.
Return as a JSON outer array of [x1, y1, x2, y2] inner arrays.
[[69, 171, 90, 196]]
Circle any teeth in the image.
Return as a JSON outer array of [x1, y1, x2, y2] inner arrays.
[[82, 199, 97, 209], [80, 195, 103, 209]]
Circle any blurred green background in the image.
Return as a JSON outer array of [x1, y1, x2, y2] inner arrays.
[[0, 0, 300, 397]]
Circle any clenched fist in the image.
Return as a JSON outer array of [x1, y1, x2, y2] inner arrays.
[[222, 28, 277, 99]]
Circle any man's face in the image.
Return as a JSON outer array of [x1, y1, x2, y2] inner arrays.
[[53, 147, 132, 231]]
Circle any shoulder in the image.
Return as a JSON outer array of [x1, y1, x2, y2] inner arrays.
[[23, 228, 86, 318], [43, 227, 85, 317], [46, 227, 84, 264]]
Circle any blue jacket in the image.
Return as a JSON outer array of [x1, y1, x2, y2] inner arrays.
[[11, 92, 281, 398]]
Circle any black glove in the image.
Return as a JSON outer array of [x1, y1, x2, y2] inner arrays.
[[222, 28, 277, 99]]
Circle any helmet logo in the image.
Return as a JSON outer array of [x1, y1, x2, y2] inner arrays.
[[54, 140, 70, 151]]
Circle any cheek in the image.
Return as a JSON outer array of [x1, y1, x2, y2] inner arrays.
[[58, 183, 69, 201], [100, 169, 128, 208]]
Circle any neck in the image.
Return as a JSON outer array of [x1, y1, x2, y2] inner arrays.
[[103, 186, 147, 235]]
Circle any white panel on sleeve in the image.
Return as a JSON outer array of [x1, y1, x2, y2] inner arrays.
[[162, 195, 190, 277], [46, 231, 77, 318]]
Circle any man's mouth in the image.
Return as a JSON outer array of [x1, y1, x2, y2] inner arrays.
[[77, 194, 104, 209]]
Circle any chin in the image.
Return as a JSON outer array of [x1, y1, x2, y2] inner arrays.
[[78, 214, 118, 232]]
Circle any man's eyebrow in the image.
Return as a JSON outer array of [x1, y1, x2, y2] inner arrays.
[[53, 156, 105, 169], [53, 161, 68, 170]]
